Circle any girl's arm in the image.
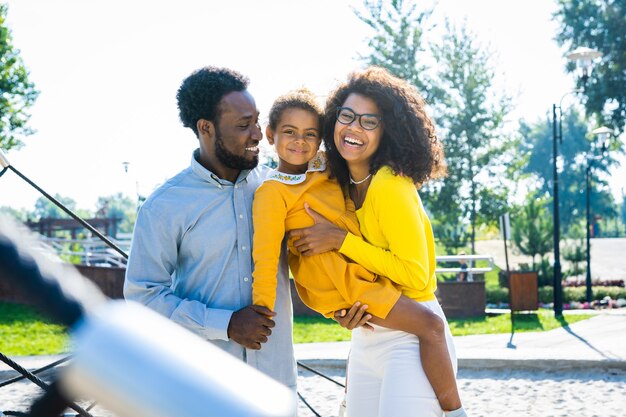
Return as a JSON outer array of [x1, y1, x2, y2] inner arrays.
[[251, 183, 288, 312]]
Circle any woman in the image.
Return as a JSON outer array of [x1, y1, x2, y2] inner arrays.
[[290, 67, 465, 417]]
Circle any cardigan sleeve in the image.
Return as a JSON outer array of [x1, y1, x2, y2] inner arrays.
[[251, 182, 288, 312], [339, 174, 431, 290]]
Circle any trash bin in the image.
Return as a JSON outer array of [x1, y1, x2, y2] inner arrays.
[[508, 271, 538, 311]]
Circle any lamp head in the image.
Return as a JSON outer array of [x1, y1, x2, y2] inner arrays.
[[566, 47, 603, 85], [591, 126, 613, 152]]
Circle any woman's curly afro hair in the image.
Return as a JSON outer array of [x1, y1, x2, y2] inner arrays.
[[322, 66, 446, 187], [176, 66, 249, 137]]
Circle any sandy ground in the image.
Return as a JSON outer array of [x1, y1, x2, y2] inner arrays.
[[1, 365, 625, 417]]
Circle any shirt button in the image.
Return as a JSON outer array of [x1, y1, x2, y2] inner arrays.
[[243, 277, 249, 282], [241, 246, 246, 251], [239, 214, 243, 219]]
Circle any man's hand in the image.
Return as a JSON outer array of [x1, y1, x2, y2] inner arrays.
[[289, 203, 347, 256], [228, 305, 276, 350], [334, 302, 373, 331]]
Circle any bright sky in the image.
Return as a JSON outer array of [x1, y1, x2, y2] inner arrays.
[[1, 0, 624, 212]]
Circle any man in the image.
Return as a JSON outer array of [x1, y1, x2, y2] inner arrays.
[[124, 67, 297, 389]]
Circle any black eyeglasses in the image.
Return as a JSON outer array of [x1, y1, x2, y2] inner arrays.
[[336, 107, 382, 130]]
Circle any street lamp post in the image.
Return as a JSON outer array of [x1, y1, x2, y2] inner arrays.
[[584, 126, 613, 303], [585, 155, 592, 302], [551, 47, 602, 317]]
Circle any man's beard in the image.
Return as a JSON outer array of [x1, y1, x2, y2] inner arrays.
[[214, 125, 258, 171]]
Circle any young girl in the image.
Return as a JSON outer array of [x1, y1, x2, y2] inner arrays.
[[252, 88, 466, 417]]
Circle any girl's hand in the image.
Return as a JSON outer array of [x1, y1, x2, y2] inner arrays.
[[334, 302, 374, 331], [289, 203, 348, 256]]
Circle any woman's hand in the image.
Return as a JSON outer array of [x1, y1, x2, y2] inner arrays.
[[289, 203, 348, 256]]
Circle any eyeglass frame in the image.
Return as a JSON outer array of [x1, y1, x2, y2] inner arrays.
[[335, 107, 383, 130]]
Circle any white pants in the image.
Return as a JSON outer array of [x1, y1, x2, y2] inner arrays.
[[346, 300, 457, 417]]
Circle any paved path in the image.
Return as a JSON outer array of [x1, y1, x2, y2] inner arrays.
[[475, 238, 626, 281]]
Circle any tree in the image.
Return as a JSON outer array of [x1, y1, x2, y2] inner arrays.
[[354, 3, 515, 253], [354, 0, 433, 98], [0, 205, 27, 221], [554, 0, 626, 132], [562, 222, 586, 278], [432, 220, 469, 255], [622, 198, 626, 233], [95, 193, 137, 234], [518, 109, 618, 232], [0, 3, 39, 150], [426, 21, 513, 253], [32, 194, 85, 220], [511, 194, 553, 272]]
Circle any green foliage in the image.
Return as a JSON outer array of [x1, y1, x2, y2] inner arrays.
[[538, 286, 553, 303], [0, 205, 28, 221], [483, 263, 500, 291], [294, 309, 592, 341], [0, 4, 39, 150], [355, 2, 515, 248], [95, 193, 137, 233], [486, 287, 509, 304], [518, 110, 619, 233], [622, 199, 626, 231], [425, 21, 514, 251], [591, 286, 626, 301], [537, 285, 626, 304], [293, 316, 352, 343], [511, 193, 553, 270], [33, 194, 79, 220], [554, 0, 626, 132], [354, 0, 433, 97], [494, 285, 626, 305], [537, 257, 554, 287], [448, 311, 592, 336], [0, 302, 69, 355], [432, 222, 469, 254], [0, 302, 595, 352], [562, 223, 587, 277]]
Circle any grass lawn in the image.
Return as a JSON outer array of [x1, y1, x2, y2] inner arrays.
[[0, 302, 69, 356], [293, 309, 592, 343], [0, 302, 593, 354]]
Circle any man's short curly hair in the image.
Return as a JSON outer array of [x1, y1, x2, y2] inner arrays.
[[176, 66, 249, 137], [268, 87, 323, 130], [322, 66, 446, 187]]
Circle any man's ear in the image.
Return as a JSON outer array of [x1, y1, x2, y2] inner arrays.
[[266, 126, 275, 145], [197, 119, 214, 138]]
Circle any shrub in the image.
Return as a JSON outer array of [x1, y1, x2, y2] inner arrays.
[[538, 286, 553, 303], [591, 286, 626, 301], [538, 285, 626, 303], [486, 287, 509, 304]]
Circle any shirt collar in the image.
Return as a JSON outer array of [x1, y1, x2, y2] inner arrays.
[[265, 151, 326, 185], [190, 149, 252, 186]]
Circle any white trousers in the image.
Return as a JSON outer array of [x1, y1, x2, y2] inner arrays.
[[346, 300, 457, 417]]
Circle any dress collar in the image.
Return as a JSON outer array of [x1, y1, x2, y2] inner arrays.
[[265, 151, 326, 185]]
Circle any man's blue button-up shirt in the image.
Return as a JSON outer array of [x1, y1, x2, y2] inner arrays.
[[124, 150, 296, 389]]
